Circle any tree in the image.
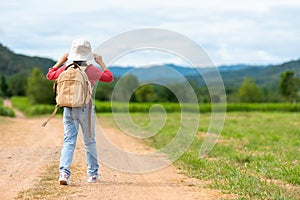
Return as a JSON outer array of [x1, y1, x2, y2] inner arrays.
[[112, 74, 139, 102], [26, 68, 55, 104], [0, 75, 8, 97], [237, 77, 262, 102], [167, 82, 198, 103], [152, 84, 177, 102], [95, 82, 115, 101], [7, 72, 28, 96], [279, 71, 299, 102], [134, 84, 156, 102]]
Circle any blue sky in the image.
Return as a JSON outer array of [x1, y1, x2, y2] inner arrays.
[[1, 0, 300, 67]]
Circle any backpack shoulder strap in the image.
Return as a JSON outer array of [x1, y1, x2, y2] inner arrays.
[[42, 104, 59, 127], [65, 62, 81, 70], [79, 64, 91, 72]]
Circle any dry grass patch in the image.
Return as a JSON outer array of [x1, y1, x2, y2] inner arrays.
[[17, 162, 86, 200]]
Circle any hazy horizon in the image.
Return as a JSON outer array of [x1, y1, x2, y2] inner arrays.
[[1, 41, 298, 68]]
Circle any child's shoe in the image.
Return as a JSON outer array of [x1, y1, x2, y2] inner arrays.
[[59, 171, 70, 185], [88, 174, 100, 183]]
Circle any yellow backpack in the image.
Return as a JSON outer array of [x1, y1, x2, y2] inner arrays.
[[42, 63, 92, 135], [55, 63, 92, 108]]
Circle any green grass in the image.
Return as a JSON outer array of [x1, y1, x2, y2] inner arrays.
[[10, 96, 300, 115], [94, 100, 199, 113], [98, 112, 300, 199], [94, 101, 300, 113], [11, 96, 62, 116]]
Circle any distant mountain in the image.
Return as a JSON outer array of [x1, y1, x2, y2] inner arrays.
[[219, 60, 300, 88], [110, 64, 196, 83], [1, 42, 300, 89], [108, 66, 134, 78], [0, 43, 55, 76], [218, 64, 266, 72], [109, 64, 264, 80], [109, 60, 300, 88]]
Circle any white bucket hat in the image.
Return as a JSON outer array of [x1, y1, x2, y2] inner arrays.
[[68, 38, 93, 61]]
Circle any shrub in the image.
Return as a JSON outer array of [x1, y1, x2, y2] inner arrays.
[[0, 106, 15, 117]]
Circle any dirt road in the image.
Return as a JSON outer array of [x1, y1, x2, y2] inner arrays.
[[0, 107, 233, 199]]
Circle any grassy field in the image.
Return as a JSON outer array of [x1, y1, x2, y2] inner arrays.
[[98, 112, 300, 199], [95, 100, 300, 113], [10, 96, 300, 116], [11, 96, 63, 116], [8, 97, 300, 198]]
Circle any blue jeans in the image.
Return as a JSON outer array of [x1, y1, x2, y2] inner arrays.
[[59, 104, 99, 176]]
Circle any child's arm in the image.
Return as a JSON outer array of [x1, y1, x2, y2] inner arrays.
[[46, 54, 68, 80]]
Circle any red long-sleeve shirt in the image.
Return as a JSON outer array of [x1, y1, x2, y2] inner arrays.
[[46, 64, 114, 86]]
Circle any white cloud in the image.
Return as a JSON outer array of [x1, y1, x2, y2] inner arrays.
[[0, 0, 300, 66]]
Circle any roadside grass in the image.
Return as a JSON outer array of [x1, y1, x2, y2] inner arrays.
[[11, 96, 62, 116], [99, 112, 300, 199], [0, 105, 15, 117], [0, 98, 15, 117], [17, 162, 85, 200]]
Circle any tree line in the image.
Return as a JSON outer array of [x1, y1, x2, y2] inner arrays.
[[0, 68, 299, 104]]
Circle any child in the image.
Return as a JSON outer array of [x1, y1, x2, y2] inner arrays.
[[46, 38, 114, 185]]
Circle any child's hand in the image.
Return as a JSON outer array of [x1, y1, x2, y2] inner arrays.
[[93, 54, 103, 64], [94, 54, 108, 70], [54, 53, 68, 69], [59, 53, 68, 63]]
